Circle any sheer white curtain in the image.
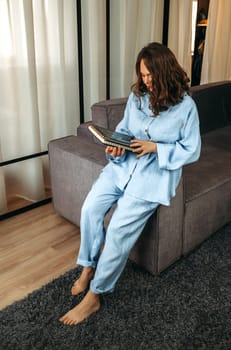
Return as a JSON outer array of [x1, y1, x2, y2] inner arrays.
[[201, 0, 231, 83], [0, 0, 79, 213], [110, 0, 164, 99], [167, 0, 193, 80], [0, 0, 165, 214], [81, 0, 107, 122], [81, 0, 164, 120]]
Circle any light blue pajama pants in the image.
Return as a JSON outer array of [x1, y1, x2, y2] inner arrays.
[[77, 173, 159, 294]]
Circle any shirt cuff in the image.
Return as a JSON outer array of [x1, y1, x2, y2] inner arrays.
[[156, 142, 171, 169]]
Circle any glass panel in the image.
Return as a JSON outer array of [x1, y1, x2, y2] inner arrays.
[[0, 154, 51, 214]]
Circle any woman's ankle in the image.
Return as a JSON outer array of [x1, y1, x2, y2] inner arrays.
[[82, 266, 95, 277]]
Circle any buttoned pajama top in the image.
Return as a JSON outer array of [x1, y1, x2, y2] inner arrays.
[[102, 92, 201, 205]]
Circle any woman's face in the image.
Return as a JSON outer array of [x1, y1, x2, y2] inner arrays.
[[140, 59, 152, 91]]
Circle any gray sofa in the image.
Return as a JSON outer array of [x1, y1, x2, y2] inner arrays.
[[48, 81, 231, 275]]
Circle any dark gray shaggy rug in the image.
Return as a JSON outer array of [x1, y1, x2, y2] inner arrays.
[[0, 223, 230, 350]]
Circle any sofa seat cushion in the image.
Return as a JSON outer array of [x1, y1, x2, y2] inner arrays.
[[182, 143, 231, 254], [183, 143, 231, 203], [201, 125, 231, 152]]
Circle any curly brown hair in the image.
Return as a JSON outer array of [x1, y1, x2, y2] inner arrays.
[[132, 42, 190, 116]]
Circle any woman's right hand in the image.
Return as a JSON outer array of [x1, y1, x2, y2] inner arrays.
[[105, 146, 125, 157]]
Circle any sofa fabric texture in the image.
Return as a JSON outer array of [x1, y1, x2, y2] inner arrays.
[[48, 81, 231, 275]]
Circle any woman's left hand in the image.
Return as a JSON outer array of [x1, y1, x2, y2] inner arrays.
[[105, 146, 126, 157], [130, 139, 157, 158]]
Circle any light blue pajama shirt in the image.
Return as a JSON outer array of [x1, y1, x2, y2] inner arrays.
[[77, 91, 201, 294], [103, 91, 201, 205]]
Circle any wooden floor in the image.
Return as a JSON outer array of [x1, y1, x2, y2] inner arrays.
[[0, 203, 80, 310]]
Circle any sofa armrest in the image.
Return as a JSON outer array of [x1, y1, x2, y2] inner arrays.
[[48, 135, 107, 225], [77, 122, 107, 146]]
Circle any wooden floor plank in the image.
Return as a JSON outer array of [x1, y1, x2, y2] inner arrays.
[[0, 203, 80, 310]]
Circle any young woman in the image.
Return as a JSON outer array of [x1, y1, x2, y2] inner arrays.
[[59, 42, 201, 325]]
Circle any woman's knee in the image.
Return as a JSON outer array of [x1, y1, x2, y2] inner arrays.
[[81, 192, 111, 220], [81, 197, 98, 218]]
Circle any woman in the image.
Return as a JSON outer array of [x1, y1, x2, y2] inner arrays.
[[59, 42, 201, 325]]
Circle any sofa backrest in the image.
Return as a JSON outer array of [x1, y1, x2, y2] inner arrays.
[[91, 97, 127, 131], [91, 81, 231, 135], [190, 81, 231, 134]]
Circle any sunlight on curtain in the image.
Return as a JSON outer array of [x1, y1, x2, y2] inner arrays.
[[81, 0, 164, 120], [201, 0, 231, 83], [168, 0, 193, 81], [110, 0, 164, 99], [0, 0, 79, 213], [81, 0, 107, 122]]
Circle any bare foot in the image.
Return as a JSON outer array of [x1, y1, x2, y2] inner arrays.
[[59, 291, 100, 325], [71, 267, 95, 296]]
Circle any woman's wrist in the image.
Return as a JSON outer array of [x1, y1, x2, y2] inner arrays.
[[151, 142, 157, 153]]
